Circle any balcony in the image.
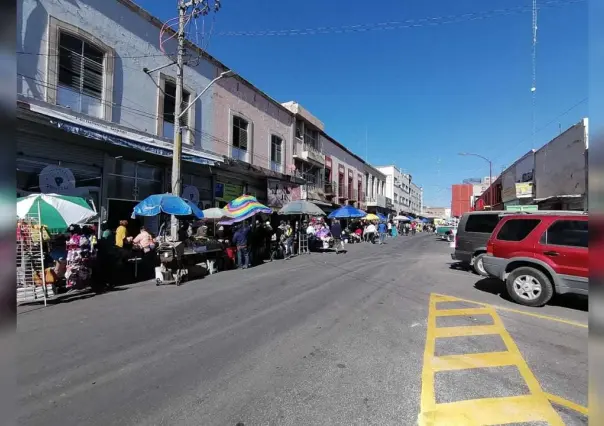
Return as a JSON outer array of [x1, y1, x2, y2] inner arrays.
[[365, 194, 386, 208], [338, 183, 348, 200], [324, 181, 337, 197], [293, 142, 325, 167]]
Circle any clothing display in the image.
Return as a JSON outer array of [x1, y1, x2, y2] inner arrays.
[[65, 232, 96, 289]]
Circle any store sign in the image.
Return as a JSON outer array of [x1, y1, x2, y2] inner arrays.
[[506, 204, 538, 212], [516, 182, 534, 198], [267, 179, 293, 208], [182, 185, 200, 205], [39, 165, 76, 193], [215, 182, 242, 203]]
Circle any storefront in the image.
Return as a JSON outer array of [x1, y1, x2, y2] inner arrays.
[[17, 100, 222, 237]]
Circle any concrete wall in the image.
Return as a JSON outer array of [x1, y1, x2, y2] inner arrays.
[[322, 134, 365, 196], [18, 0, 293, 168], [535, 119, 588, 199], [212, 78, 294, 171]]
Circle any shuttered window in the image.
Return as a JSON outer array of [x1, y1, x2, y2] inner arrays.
[[232, 116, 248, 151], [270, 135, 282, 172], [57, 32, 104, 118]]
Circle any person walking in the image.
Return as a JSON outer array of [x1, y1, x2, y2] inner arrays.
[[330, 220, 344, 254], [233, 222, 251, 269], [377, 221, 387, 244]]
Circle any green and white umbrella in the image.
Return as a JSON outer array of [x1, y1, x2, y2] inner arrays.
[[17, 193, 97, 233]]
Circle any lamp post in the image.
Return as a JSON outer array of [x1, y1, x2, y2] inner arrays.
[[170, 69, 235, 239], [459, 152, 493, 207]]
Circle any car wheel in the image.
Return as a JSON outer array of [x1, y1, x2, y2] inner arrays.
[[472, 254, 488, 276], [505, 266, 554, 307]]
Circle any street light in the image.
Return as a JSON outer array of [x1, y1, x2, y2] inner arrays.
[[458, 152, 493, 206], [170, 69, 236, 239]]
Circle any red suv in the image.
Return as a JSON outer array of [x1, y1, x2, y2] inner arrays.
[[482, 212, 588, 307]]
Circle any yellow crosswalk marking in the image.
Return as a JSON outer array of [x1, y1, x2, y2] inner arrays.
[[419, 293, 578, 425]]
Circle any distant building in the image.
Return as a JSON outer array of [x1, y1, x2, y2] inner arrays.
[[451, 184, 473, 217], [424, 206, 451, 218]]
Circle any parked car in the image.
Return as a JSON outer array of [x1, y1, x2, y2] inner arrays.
[[482, 212, 588, 307], [451, 211, 514, 276]]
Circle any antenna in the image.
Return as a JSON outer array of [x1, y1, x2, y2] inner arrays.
[[531, 0, 538, 149]]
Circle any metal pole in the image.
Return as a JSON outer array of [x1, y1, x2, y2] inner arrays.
[[170, 2, 186, 240], [37, 201, 47, 306], [489, 161, 492, 207]]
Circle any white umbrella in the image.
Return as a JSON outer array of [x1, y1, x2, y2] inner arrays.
[[17, 193, 97, 233], [201, 207, 234, 220]]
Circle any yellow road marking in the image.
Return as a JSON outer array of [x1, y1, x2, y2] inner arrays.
[[434, 308, 492, 317], [433, 325, 501, 338], [432, 292, 588, 328], [546, 392, 588, 415], [432, 351, 518, 372], [419, 293, 570, 425], [419, 395, 564, 425]]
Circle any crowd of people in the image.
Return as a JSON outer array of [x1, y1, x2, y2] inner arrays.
[[96, 215, 435, 275]]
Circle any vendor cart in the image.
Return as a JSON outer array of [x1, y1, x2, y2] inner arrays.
[[155, 241, 187, 286]]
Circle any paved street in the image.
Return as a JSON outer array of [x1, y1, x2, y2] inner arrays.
[[18, 234, 588, 425]]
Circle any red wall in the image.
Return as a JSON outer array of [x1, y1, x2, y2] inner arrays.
[[451, 184, 473, 217]]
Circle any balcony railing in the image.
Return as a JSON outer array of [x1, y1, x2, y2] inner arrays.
[[338, 183, 347, 199], [324, 181, 336, 196]]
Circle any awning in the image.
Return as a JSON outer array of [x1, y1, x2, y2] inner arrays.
[[19, 99, 222, 166], [534, 194, 583, 203]]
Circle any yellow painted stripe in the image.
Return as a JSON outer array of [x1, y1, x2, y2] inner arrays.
[[434, 324, 502, 338], [545, 392, 588, 415], [420, 295, 438, 413], [432, 293, 587, 328], [433, 308, 493, 317], [432, 351, 518, 372], [420, 395, 565, 425]]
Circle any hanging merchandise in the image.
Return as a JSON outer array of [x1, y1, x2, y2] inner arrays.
[[64, 225, 96, 290]]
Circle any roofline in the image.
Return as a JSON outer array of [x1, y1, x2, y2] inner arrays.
[[319, 130, 366, 166], [116, 0, 293, 117]]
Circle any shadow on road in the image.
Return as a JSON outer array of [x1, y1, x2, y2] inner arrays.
[[473, 277, 588, 312], [18, 286, 130, 314]]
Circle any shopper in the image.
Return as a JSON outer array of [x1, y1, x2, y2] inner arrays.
[[232, 222, 251, 269], [378, 221, 387, 245]]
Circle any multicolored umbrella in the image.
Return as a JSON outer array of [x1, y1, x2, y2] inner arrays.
[[223, 195, 272, 222], [17, 193, 97, 233]]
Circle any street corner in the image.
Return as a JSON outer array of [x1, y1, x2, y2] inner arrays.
[[417, 293, 588, 425]]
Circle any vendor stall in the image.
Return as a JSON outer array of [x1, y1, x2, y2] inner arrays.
[[16, 193, 98, 305]]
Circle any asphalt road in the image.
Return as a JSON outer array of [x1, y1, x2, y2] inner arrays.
[[17, 233, 588, 425]]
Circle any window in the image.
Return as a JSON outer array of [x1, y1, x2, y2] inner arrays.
[[464, 213, 501, 233], [542, 220, 588, 248], [270, 135, 283, 172], [304, 126, 318, 149], [232, 116, 249, 162], [496, 219, 541, 241], [162, 80, 191, 140], [57, 32, 104, 118]]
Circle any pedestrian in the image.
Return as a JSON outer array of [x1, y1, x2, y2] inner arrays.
[[330, 220, 344, 254], [232, 222, 251, 269], [377, 221, 387, 244], [387, 221, 392, 237]]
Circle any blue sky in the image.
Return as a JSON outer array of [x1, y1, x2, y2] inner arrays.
[[138, 0, 588, 206]]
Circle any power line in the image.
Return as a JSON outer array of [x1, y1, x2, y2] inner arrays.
[[216, 0, 584, 37]]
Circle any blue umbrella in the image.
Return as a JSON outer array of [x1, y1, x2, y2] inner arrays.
[[377, 213, 387, 222], [421, 218, 431, 223], [327, 205, 366, 219], [132, 194, 205, 219]]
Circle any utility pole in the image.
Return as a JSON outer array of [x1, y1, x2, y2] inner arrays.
[[170, 1, 187, 240]]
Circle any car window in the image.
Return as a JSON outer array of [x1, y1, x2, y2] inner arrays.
[[496, 219, 541, 241], [464, 214, 500, 233], [541, 220, 588, 248]]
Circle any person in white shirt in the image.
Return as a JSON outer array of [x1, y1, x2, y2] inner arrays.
[[365, 223, 377, 243], [306, 223, 315, 235]]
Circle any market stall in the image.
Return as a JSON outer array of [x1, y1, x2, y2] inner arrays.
[[132, 193, 221, 285], [16, 193, 98, 305], [278, 200, 326, 254]]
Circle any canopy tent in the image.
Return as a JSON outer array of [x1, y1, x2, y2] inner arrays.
[[132, 194, 204, 219], [327, 205, 366, 219], [17, 193, 97, 233], [278, 200, 325, 216]]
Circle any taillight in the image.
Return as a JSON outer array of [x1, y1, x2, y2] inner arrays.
[[487, 240, 494, 255]]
